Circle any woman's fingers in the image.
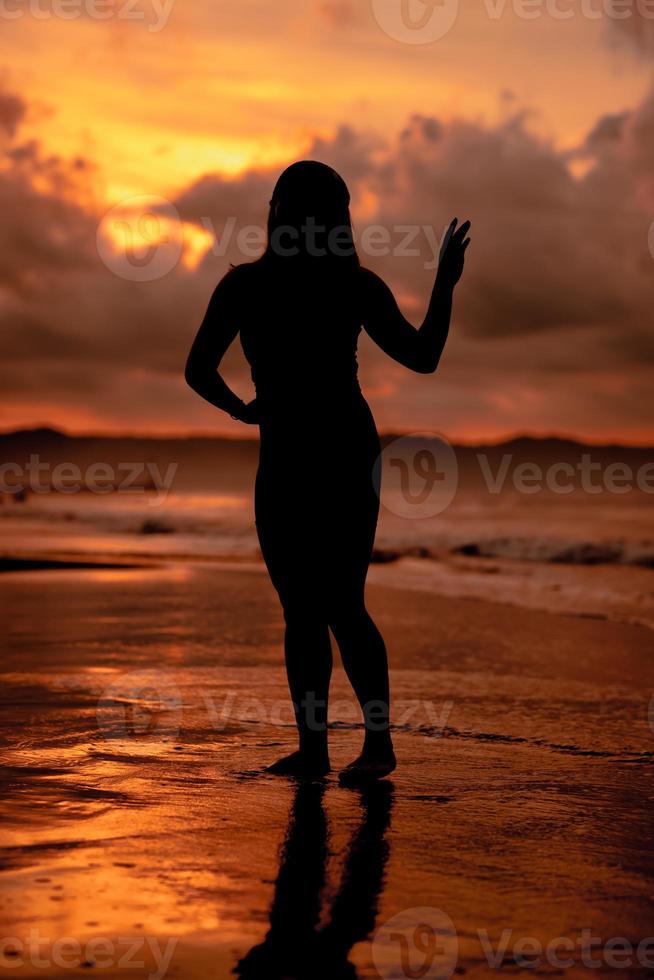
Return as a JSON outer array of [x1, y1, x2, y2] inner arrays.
[[451, 220, 471, 244], [440, 218, 471, 277], [439, 220, 457, 262], [442, 220, 471, 258]]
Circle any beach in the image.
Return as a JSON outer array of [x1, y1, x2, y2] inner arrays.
[[2, 555, 653, 979], [2, 431, 654, 977]]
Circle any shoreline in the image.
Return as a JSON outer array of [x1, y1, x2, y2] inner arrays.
[[3, 546, 653, 632]]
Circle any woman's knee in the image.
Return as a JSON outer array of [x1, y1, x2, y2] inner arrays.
[[327, 595, 368, 634], [281, 595, 327, 629]]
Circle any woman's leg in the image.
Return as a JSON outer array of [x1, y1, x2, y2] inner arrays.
[[326, 428, 395, 781], [262, 598, 333, 777], [281, 598, 333, 760], [256, 466, 333, 776], [329, 592, 396, 781], [264, 599, 333, 777], [329, 600, 391, 745], [325, 484, 395, 779]]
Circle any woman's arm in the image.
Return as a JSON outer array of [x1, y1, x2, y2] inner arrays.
[[362, 218, 470, 374], [185, 268, 258, 424]]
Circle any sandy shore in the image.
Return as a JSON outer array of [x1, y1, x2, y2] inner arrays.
[[1, 562, 653, 978]]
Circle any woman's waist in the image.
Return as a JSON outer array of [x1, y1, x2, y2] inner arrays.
[[257, 391, 378, 448], [255, 380, 368, 417]]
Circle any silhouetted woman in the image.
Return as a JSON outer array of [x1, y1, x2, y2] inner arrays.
[[186, 161, 470, 782]]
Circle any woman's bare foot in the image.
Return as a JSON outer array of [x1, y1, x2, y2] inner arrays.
[[338, 744, 396, 786], [266, 750, 330, 780]]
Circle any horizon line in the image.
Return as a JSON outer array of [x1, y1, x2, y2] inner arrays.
[[2, 423, 653, 451]]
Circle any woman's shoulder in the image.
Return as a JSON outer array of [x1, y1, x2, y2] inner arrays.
[[217, 262, 387, 299], [222, 260, 261, 283], [212, 260, 264, 298]]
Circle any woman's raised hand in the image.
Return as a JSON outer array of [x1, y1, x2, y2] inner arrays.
[[437, 218, 471, 288]]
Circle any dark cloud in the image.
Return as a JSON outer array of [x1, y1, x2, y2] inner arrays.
[[314, 0, 359, 26], [606, 0, 654, 57], [174, 170, 272, 231], [583, 112, 629, 146], [0, 91, 25, 137], [400, 115, 442, 143]]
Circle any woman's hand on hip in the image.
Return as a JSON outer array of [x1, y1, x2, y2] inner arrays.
[[238, 399, 259, 425]]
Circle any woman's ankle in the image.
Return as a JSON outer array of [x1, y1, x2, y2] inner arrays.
[[298, 738, 329, 760], [363, 731, 394, 757]]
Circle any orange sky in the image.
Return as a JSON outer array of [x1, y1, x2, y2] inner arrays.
[[8, 2, 651, 198], [1, 0, 653, 440]]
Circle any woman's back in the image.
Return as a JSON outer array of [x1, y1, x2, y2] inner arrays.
[[237, 261, 366, 425]]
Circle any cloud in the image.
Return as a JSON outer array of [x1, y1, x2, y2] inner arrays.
[[1, 79, 653, 439], [0, 91, 26, 137]]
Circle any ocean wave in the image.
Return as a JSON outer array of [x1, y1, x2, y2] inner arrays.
[[372, 539, 654, 568], [4, 492, 653, 571]]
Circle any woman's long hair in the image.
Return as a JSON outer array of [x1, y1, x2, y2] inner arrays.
[[260, 160, 360, 272]]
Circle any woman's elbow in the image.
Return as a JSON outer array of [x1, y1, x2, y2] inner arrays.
[[409, 354, 440, 374], [407, 337, 441, 374], [184, 359, 201, 391]]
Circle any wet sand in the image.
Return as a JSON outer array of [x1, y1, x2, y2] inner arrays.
[[1, 562, 653, 978]]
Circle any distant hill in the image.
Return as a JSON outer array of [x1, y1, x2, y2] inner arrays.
[[1, 427, 652, 492], [0, 428, 260, 491]]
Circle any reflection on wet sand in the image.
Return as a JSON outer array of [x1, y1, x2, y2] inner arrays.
[[2, 564, 654, 979], [236, 781, 394, 980]]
